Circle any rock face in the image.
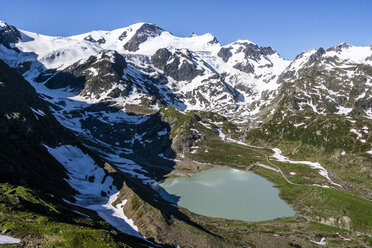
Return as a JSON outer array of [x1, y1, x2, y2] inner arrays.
[[151, 48, 204, 81], [124, 23, 164, 52], [149, 47, 243, 112], [218, 41, 277, 74], [45, 50, 131, 98], [0, 21, 21, 49], [326, 42, 351, 52], [274, 45, 372, 119], [236, 42, 276, 61], [0, 59, 74, 196], [233, 60, 255, 74], [305, 47, 325, 66], [84, 35, 106, 44], [217, 47, 232, 62]]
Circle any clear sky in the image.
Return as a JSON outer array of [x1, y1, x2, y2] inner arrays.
[[1, 0, 372, 59]]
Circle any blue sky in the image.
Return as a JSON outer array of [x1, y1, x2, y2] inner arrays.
[[1, 0, 372, 59]]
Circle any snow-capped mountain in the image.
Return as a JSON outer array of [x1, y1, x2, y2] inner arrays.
[[275, 43, 372, 119], [1, 20, 372, 123], [0, 20, 292, 123]]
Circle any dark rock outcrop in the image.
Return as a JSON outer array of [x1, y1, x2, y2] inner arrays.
[[0, 21, 22, 49], [326, 42, 351, 52], [45, 50, 131, 98], [236, 42, 276, 61], [124, 23, 164, 52], [151, 48, 204, 81], [217, 47, 232, 62], [84, 35, 106, 44], [305, 47, 325, 66], [118, 30, 128, 41], [233, 62, 255, 74], [0, 59, 74, 196]]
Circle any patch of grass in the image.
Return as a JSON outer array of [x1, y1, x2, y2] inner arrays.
[[161, 107, 239, 141], [189, 140, 262, 167], [0, 184, 147, 247], [252, 166, 372, 233], [247, 114, 372, 154]]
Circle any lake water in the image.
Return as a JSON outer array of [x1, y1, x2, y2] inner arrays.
[[157, 167, 295, 222]]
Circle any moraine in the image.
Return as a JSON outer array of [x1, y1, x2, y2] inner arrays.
[[155, 166, 295, 222]]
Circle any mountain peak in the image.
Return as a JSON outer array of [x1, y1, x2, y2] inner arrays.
[[326, 42, 351, 52], [227, 40, 277, 60], [123, 23, 166, 52], [228, 40, 256, 47], [189, 32, 197, 37], [0, 20, 22, 49], [0, 20, 7, 29]]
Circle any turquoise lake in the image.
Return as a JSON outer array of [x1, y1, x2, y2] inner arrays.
[[157, 166, 296, 221]]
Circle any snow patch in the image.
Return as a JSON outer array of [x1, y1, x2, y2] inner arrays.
[[30, 107, 46, 117], [310, 237, 326, 246], [350, 128, 363, 140], [157, 129, 168, 136], [102, 192, 140, 235], [216, 126, 226, 140], [271, 148, 341, 187], [337, 106, 352, 115], [0, 235, 21, 245], [294, 123, 305, 127]]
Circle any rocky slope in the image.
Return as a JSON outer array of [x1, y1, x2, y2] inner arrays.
[[0, 21, 292, 123], [1, 20, 371, 124], [0, 58, 74, 195], [273, 44, 372, 119]]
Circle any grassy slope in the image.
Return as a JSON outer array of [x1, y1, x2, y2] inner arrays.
[[0, 184, 149, 248], [246, 114, 372, 192]]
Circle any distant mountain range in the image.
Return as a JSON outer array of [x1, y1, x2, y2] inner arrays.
[[2, 20, 371, 123]]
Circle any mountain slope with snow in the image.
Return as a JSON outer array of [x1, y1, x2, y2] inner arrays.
[[2, 19, 372, 124], [273, 43, 372, 119], [0, 20, 293, 123]]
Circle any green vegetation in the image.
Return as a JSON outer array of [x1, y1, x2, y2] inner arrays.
[[0, 184, 147, 247], [246, 113, 372, 193], [252, 166, 372, 233], [193, 212, 371, 248], [190, 140, 268, 168], [247, 114, 372, 154], [160, 107, 239, 140]]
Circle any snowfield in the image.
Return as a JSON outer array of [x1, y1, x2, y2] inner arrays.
[[0, 235, 21, 245], [45, 145, 144, 238]]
